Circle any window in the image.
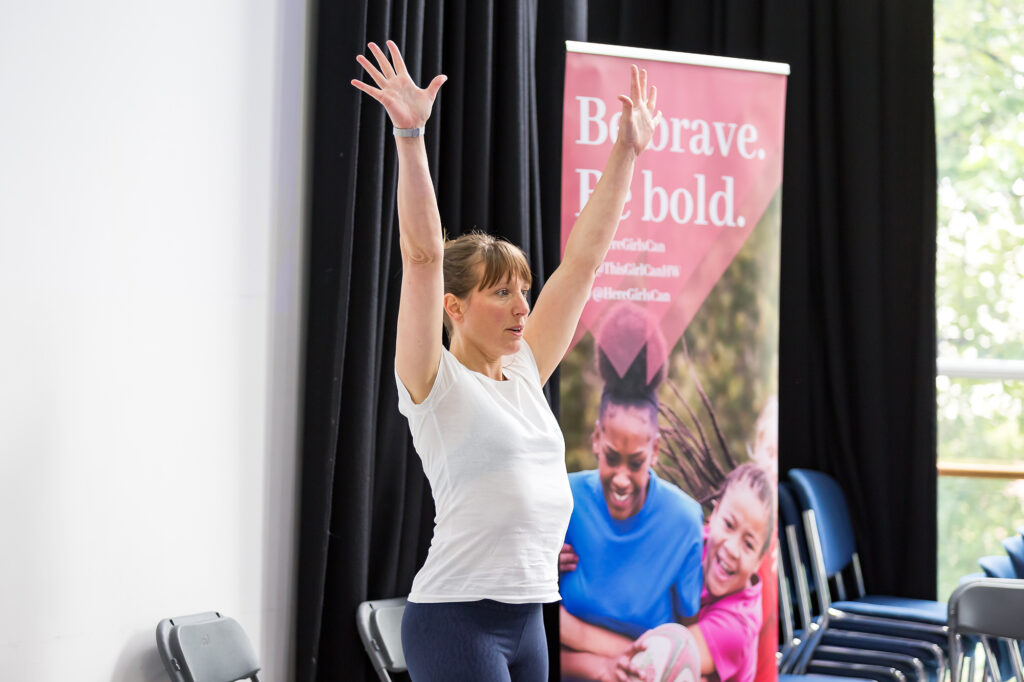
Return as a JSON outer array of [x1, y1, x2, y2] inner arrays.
[[934, 0, 1024, 599]]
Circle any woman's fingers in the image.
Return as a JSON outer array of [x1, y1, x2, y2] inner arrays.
[[350, 78, 384, 102], [648, 85, 657, 114], [425, 74, 448, 99], [617, 94, 634, 109], [368, 41, 396, 79], [640, 68, 648, 102], [356, 54, 388, 89], [630, 64, 640, 103], [386, 40, 408, 76]]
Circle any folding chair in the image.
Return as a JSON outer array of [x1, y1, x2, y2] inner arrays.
[[155, 612, 260, 682], [788, 470, 949, 641], [948, 578, 1024, 682], [779, 536, 905, 681], [779, 484, 934, 681], [356, 597, 408, 682]]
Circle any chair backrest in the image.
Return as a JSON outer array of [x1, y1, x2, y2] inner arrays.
[[356, 597, 408, 682], [1003, 534, 1024, 579], [787, 469, 857, 579], [155, 612, 260, 682], [978, 554, 1016, 579], [948, 578, 1024, 681]]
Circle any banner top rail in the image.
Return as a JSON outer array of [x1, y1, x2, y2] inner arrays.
[[565, 40, 790, 76]]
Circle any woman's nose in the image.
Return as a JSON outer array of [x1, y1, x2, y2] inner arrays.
[[514, 292, 529, 315]]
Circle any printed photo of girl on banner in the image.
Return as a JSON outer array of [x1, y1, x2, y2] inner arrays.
[[557, 42, 787, 682]]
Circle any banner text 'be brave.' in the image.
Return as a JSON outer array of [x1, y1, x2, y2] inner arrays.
[[574, 96, 766, 228]]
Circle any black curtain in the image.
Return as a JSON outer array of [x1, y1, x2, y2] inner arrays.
[[296, 0, 936, 680]]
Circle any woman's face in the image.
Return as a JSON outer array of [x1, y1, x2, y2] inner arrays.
[[452, 271, 531, 358], [593, 404, 659, 520], [704, 482, 769, 597]]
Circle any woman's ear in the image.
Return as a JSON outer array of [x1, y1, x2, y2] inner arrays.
[[443, 292, 463, 323], [591, 420, 602, 455]]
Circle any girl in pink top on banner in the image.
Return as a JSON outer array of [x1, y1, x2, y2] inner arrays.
[[684, 463, 776, 682]]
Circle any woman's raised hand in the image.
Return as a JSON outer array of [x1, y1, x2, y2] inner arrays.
[[616, 65, 662, 157], [351, 40, 447, 130]]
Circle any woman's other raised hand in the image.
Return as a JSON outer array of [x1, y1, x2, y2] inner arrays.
[[350, 40, 447, 129], [616, 65, 662, 158]]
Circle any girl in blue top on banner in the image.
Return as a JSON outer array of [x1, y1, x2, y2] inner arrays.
[[559, 303, 705, 681], [351, 41, 661, 681]]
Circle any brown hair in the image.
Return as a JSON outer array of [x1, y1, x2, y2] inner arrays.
[[716, 462, 776, 556], [442, 232, 532, 336]]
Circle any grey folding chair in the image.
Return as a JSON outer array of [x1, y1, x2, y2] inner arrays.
[[948, 578, 1024, 682], [356, 597, 408, 682], [155, 612, 260, 682]]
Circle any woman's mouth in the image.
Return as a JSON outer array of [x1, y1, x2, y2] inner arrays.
[[507, 326, 523, 336]]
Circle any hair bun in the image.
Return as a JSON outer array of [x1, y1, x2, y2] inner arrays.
[[595, 304, 666, 403]]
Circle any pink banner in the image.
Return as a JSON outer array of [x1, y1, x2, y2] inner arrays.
[[558, 44, 786, 682], [561, 49, 787, 382]]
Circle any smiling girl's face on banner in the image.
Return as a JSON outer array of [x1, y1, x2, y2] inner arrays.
[[704, 481, 771, 598]]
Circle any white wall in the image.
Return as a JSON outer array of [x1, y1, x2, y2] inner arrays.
[[0, 1, 308, 679]]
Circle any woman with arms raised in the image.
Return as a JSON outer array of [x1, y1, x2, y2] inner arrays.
[[351, 40, 661, 681]]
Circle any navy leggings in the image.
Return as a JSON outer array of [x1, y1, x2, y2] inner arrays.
[[401, 600, 547, 681]]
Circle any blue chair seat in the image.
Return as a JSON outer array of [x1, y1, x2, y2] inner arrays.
[[832, 596, 947, 626]]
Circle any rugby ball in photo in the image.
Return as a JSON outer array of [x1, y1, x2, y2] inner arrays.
[[629, 623, 700, 682]]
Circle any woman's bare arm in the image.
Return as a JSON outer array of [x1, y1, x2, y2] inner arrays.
[[524, 65, 660, 384], [352, 41, 447, 403]]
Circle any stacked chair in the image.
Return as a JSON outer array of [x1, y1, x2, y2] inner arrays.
[[787, 470, 948, 638], [786, 469, 951, 679], [782, 468, 1024, 682], [778, 511, 909, 681], [778, 483, 939, 681]]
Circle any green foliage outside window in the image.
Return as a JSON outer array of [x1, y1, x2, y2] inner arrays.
[[935, 0, 1024, 600]]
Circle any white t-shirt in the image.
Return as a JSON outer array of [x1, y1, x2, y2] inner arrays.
[[395, 341, 573, 604]]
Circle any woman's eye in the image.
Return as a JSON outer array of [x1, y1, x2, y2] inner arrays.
[[497, 289, 509, 296], [521, 290, 530, 298]]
